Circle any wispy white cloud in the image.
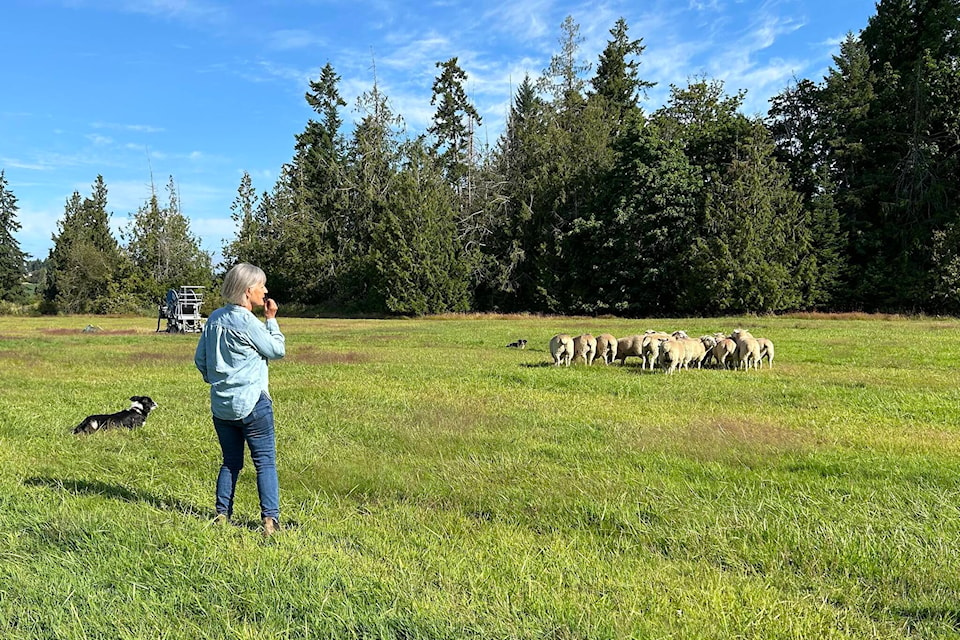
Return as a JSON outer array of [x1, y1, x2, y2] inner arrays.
[[0, 157, 54, 172], [86, 134, 113, 145], [265, 29, 328, 51], [380, 32, 454, 73], [91, 122, 165, 133], [688, 0, 721, 10], [483, 0, 556, 42], [108, 0, 232, 26]]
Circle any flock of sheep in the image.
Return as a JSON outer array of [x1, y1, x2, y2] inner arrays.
[[548, 329, 775, 373]]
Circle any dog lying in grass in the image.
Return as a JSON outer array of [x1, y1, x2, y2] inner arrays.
[[73, 396, 158, 434], [506, 339, 528, 349]]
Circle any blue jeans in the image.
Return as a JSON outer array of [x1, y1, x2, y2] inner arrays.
[[212, 392, 279, 520]]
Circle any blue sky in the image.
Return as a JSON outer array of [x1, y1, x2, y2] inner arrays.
[[2, 0, 878, 264]]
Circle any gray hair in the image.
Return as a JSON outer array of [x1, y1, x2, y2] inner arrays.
[[221, 263, 266, 305]]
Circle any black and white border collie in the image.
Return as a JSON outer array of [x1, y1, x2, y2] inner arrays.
[[73, 396, 158, 435]]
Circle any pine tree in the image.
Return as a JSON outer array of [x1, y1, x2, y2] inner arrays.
[[855, 0, 960, 309], [429, 57, 481, 192], [767, 78, 847, 307], [0, 171, 27, 302], [287, 62, 348, 303], [338, 63, 404, 310], [223, 171, 263, 267], [123, 176, 213, 304], [43, 176, 127, 313], [590, 17, 654, 131], [371, 140, 472, 315]]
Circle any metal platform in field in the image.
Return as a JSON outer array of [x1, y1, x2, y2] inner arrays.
[[158, 286, 205, 333]]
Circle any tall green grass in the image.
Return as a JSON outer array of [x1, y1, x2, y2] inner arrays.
[[1, 314, 960, 638]]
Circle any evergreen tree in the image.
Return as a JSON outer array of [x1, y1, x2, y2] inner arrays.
[[605, 118, 702, 315], [538, 15, 591, 111], [0, 171, 27, 302], [855, 0, 960, 309], [43, 176, 127, 313], [286, 62, 348, 303], [767, 78, 847, 307], [691, 126, 815, 314], [222, 171, 263, 268], [819, 34, 878, 308], [429, 57, 481, 192], [590, 17, 654, 131], [371, 140, 472, 314], [484, 75, 548, 310], [338, 64, 404, 310], [427, 57, 486, 297], [124, 176, 214, 304]]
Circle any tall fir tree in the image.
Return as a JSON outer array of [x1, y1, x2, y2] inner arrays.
[[767, 78, 847, 307], [43, 176, 127, 313], [0, 171, 27, 302], [589, 17, 654, 132], [854, 0, 960, 309], [338, 62, 404, 310], [484, 75, 548, 310], [286, 62, 348, 303], [123, 176, 213, 304], [429, 57, 481, 193], [371, 140, 472, 315]]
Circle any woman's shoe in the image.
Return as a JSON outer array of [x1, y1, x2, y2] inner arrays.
[[262, 517, 280, 538]]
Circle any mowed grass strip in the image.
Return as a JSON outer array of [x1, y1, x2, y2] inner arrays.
[[1, 314, 960, 638]]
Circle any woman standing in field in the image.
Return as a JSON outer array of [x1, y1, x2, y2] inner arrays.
[[194, 263, 286, 537]]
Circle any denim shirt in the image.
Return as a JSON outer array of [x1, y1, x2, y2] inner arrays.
[[195, 304, 286, 421]]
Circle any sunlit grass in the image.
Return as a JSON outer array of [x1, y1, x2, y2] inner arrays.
[[1, 313, 960, 638]]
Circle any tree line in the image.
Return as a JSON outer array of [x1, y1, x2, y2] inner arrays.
[[1, 0, 958, 316]]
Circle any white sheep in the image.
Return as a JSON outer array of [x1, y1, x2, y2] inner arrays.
[[698, 335, 718, 367], [616, 335, 644, 366], [594, 334, 618, 365], [549, 334, 575, 367], [572, 334, 598, 365], [658, 338, 685, 374], [679, 337, 708, 369], [757, 337, 775, 368], [711, 338, 738, 369], [731, 329, 761, 371], [641, 332, 670, 370]]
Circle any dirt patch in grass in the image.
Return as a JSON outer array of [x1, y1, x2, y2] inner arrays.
[[409, 402, 487, 435], [293, 347, 371, 365], [41, 328, 141, 336], [689, 416, 809, 449], [126, 351, 187, 364], [637, 416, 813, 461]]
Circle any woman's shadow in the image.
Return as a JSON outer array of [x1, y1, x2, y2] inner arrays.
[[23, 476, 279, 532]]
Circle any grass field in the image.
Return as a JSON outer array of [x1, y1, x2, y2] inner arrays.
[[2, 312, 960, 639]]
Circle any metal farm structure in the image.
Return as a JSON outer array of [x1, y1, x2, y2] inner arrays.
[[157, 286, 205, 333]]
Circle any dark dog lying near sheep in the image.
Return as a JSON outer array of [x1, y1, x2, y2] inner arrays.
[[73, 396, 158, 434], [506, 339, 528, 349]]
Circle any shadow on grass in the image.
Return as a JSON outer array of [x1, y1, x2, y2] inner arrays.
[[23, 476, 298, 532], [892, 605, 960, 631]]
